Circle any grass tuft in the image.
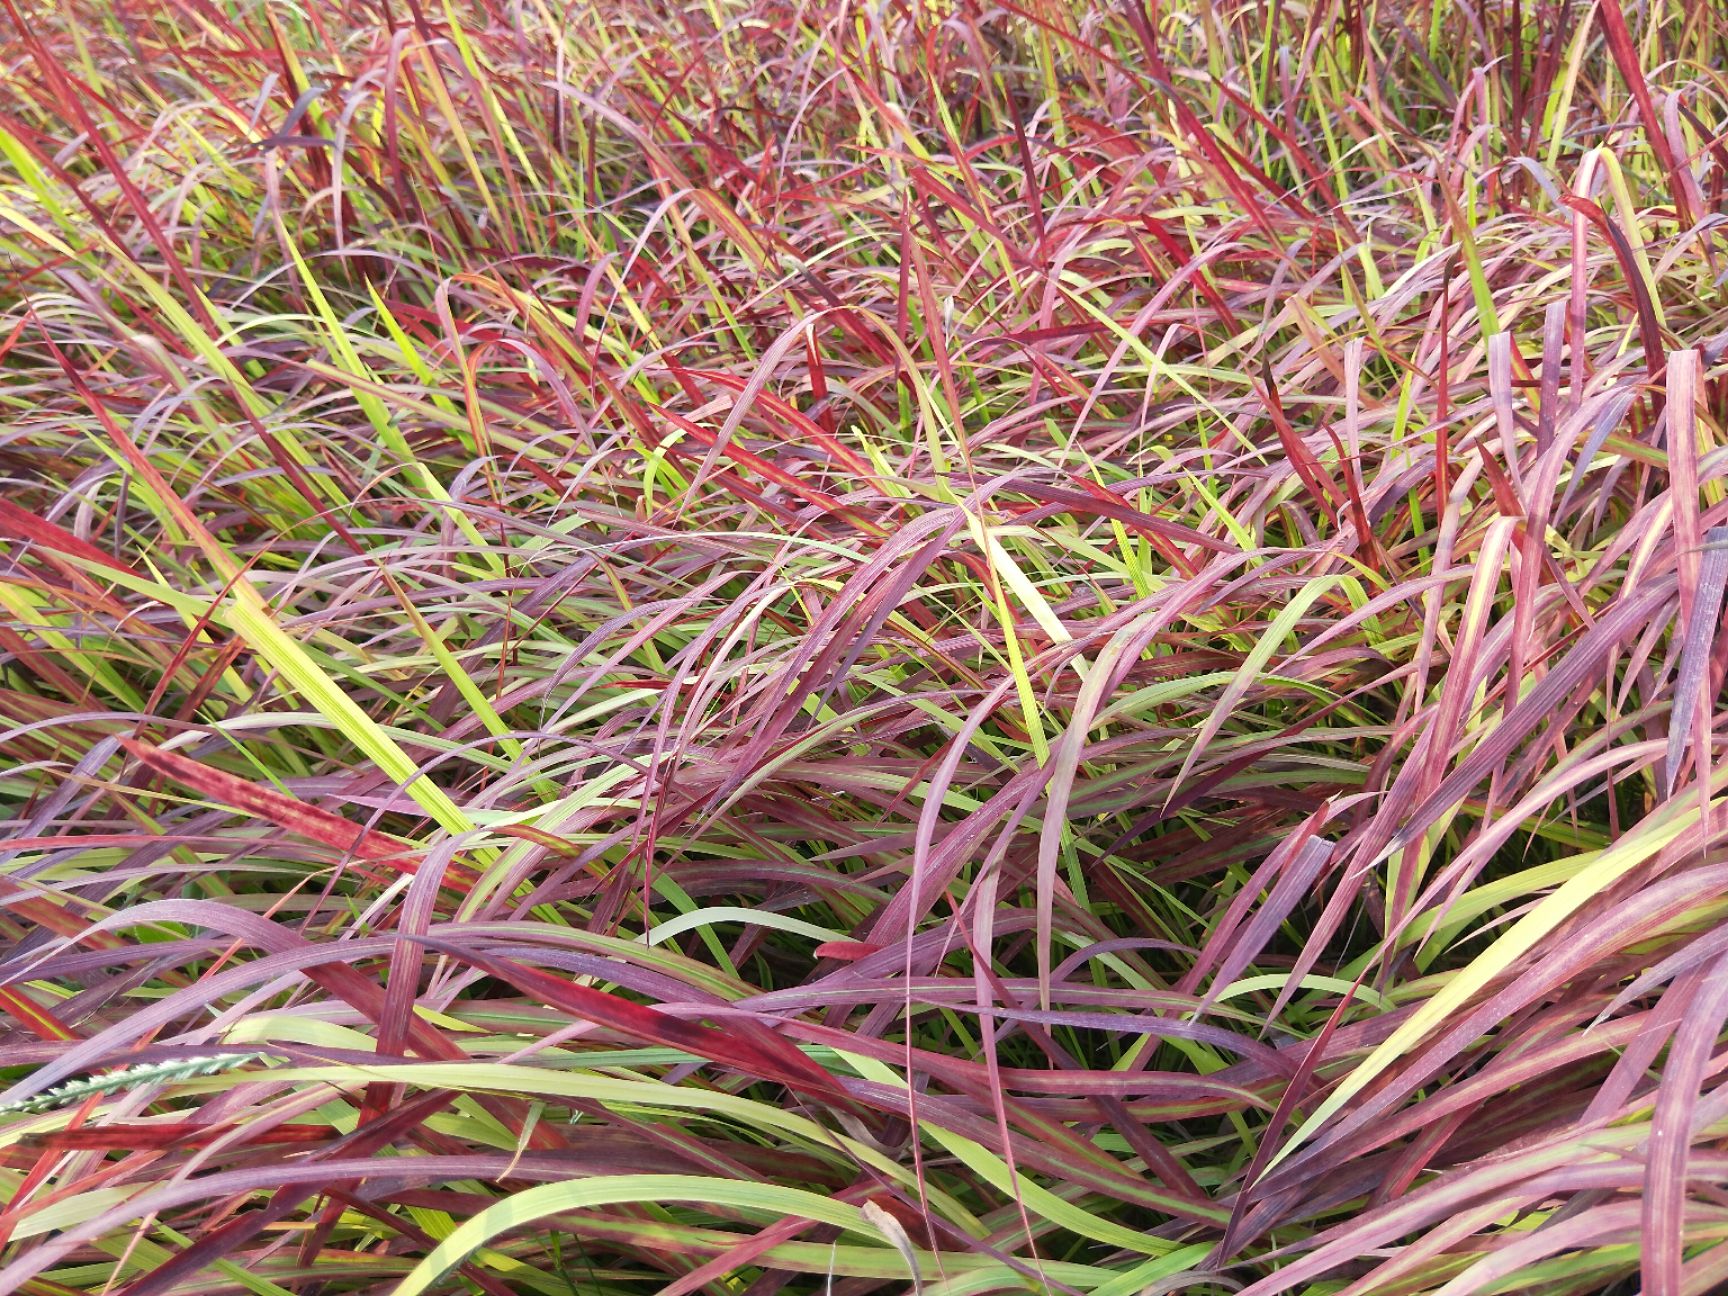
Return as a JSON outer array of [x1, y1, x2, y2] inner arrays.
[[2, 0, 1727, 1292]]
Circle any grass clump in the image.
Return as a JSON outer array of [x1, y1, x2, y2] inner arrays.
[[1, 0, 1727, 1293]]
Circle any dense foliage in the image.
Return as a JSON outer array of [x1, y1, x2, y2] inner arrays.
[[2, 0, 1727, 1292]]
